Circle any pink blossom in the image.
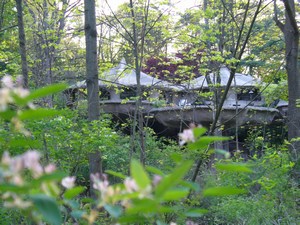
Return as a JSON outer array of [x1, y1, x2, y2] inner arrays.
[[12, 175, 24, 186], [1, 75, 14, 88], [124, 177, 138, 193], [0, 88, 12, 111], [22, 150, 43, 177], [11, 156, 24, 173], [91, 173, 109, 192], [14, 87, 29, 98], [61, 176, 76, 189], [16, 75, 23, 87], [44, 164, 56, 174], [178, 128, 195, 145], [152, 175, 162, 186]]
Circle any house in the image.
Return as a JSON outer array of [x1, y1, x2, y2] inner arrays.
[[66, 61, 284, 137]]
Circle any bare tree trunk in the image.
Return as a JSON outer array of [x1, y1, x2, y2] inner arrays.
[[15, 0, 28, 88], [84, 0, 101, 196]]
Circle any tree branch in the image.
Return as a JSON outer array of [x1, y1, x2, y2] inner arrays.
[[0, 24, 18, 33], [282, 0, 299, 34], [104, 0, 134, 43], [273, 0, 284, 32]]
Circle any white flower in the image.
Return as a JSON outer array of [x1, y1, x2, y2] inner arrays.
[[22, 150, 43, 177], [178, 128, 195, 145], [12, 175, 24, 186], [11, 156, 24, 173], [14, 87, 29, 98], [1, 75, 14, 88], [16, 75, 23, 87], [44, 164, 56, 174], [124, 177, 138, 193], [152, 175, 162, 186], [91, 173, 110, 194], [61, 176, 76, 189], [0, 88, 12, 111]]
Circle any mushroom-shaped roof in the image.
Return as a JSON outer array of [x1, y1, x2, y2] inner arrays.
[[71, 59, 180, 90], [106, 59, 179, 90], [185, 66, 259, 89]]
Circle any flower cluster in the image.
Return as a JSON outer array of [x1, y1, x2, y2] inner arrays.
[[0, 75, 34, 135], [87, 172, 162, 223], [0, 150, 63, 209], [1, 150, 55, 181], [179, 128, 195, 145], [0, 75, 31, 111], [178, 124, 204, 146]]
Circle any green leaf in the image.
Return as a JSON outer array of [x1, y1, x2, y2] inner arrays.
[[81, 197, 93, 203], [104, 205, 123, 218], [215, 163, 252, 173], [0, 184, 31, 194], [126, 199, 158, 214], [31, 194, 62, 225], [8, 138, 39, 148], [170, 153, 183, 163], [65, 199, 80, 209], [0, 110, 16, 120], [161, 188, 189, 201], [181, 181, 201, 192], [185, 208, 208, 217], [155, 161, 193, 198], [193, 127, 207, 139], [118, 214, 147, 223], [215, 149, 231, 158], [145, 166, 164, 176], [189, 136, 231, 150], [70, 210, 85, 219], [19, 109, 60, 120], [203, 187, 247, 197], [24, 83, 68, 102], [105, 170, 126, 179], [130, 159, 150, 189], [64, 186, 86, 199]]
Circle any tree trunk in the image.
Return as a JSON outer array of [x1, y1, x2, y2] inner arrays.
[[283, 0, 300, 159], [129, 0, 146, 165], [15, 0, 28, 88], [275, 0, 300, 161], [84, 0, 101, 196]]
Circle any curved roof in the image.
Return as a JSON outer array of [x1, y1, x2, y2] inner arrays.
[[184, 66, 259, 89], [71, 59, 179, 90]]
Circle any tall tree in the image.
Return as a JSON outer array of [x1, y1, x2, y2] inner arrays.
[[24, 0, 80, 105], [84, 0, 101, 195], [99, 0, 172, 164], [0, 0, 19, 76], [174, 0, 267, 182], [15, 0, 28, 88], [274, 0, 299, 160]]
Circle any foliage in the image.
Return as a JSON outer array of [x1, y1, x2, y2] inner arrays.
[[142, 48, 203, 84], [0, 76, 254, 224], [0, 76, 84, 224], [261, 80, 288, 106], [201, 144, 299, 225]]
